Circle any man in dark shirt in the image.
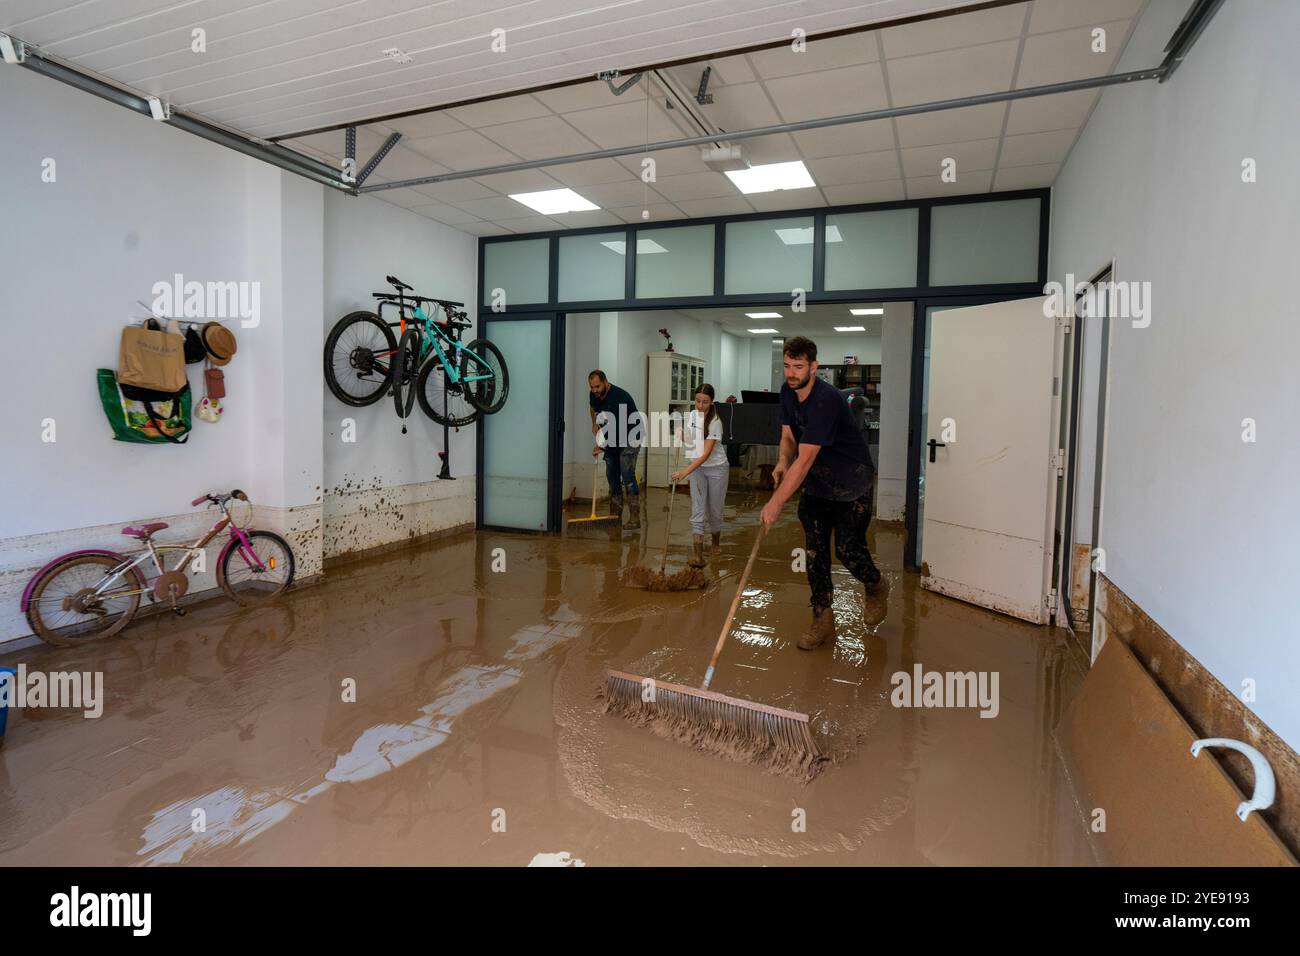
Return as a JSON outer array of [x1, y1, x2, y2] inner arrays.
[[588, 370, 643, 530], [760, 337, 889, 647]]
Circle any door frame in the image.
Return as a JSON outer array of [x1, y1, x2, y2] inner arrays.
[[475, 311, 566, 533]]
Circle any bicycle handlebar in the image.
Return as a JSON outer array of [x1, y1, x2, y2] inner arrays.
[[193, 489, 249, 508]]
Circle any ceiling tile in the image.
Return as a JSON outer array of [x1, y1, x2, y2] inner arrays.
[[1028, 0, 1143, 34], [455, 221, 513, 237], [905, 171, 993, 198], [998, 128, 1078, 167], [881, 3, 1028, 58], [500, 215, 562, 233], [792, 119, 896, 159], [577, 180, 666, 208], [765, 63, 889, 122], [674, 196, 754, 218], [822, 181, 907, 205], [534, 80, 646, 114], [705, 54, 758, 86], [454, 196, 539, 220], [744, 187, 824, 212], [365, 145, 450, 184], [547, 158, 639, 187], [612, 204, 684, 223], [747, 33, 878, 79], [409, 179, 500, 204], [700, 82, 782, 129], [900, 138, 999, 178], [807, 151, 901, 185], [472, 169, 565, 194], [409, 203, 483, 225], [895, 102, 1007, 148], [1005, 89, 1099, 134], [403, 130, 520, 171], [886, 39, 1019, 107], [740, 132, 804, 166], [479, 116, 598, 160], [992, 163, 1059, 190], [550, 210, 625, 229], [616, 145, 710, 178], [372, 187, 448, 209], [446, 94, 553, 127], [1016, 21, 1127, 88], [380, 110, 467, 140], [563, 99, 686, 149], [653, 171, 740, 202]]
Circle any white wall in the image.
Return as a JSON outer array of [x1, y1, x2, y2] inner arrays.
[[0, 66, 325, 644], [321, 192, 478, 557], [1050, 0, 1300, 747]]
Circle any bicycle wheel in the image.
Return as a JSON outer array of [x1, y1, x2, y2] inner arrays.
[[324, 311, 397, 407], [217, 531, 295, 607], [415, 353, 480, 427], [462, 339, 510, 415], [391, 330, 420, 421], [25, 554, 145, 647]]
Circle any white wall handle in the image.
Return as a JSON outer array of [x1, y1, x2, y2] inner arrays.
[[1190, 737, 1276, 822]]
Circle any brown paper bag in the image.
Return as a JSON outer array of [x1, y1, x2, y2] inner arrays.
[[118, 325, 187, 393]]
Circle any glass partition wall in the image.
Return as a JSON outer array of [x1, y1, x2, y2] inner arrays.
[[476, 190, 1049, 561]]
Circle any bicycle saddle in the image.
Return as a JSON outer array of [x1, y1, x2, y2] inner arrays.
[[122, 522, 168, 539]]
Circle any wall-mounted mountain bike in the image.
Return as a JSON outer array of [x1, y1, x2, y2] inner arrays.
[[324, 275, 509, 430]]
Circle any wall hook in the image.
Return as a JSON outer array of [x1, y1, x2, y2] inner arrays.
[[1189, 737, 1276, 822]]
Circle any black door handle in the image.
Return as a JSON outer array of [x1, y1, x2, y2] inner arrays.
[[927, 438, 946, 463]]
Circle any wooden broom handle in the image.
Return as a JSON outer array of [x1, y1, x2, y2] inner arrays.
[[659, 482, 677, 575], [702, 522, 767, 690], [589, 453, 600, 519]]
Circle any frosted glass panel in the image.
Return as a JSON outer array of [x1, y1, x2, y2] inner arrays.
[[635, 225, 714, 298], [558, 231, 626, 302], [825, 209, 918, 290], [724, 217, 814, 295], [482, 319, 551, 530], [929, 199, 1040, 286], [482, 238, 549, 305]]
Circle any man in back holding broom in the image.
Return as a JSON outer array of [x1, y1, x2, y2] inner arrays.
[[589, 370, 643, 531], [760, 336, 889, 648]]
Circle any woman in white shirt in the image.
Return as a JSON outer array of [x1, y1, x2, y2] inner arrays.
[[671, 383, 730, 567]]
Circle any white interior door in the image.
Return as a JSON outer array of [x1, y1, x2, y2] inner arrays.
[[921, 296, 1061, 623]]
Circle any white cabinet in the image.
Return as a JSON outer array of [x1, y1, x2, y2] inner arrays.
[[645, 350, 704, 488]]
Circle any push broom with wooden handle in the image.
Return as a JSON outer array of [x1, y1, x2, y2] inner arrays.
[[605, 522, 822, 778], [568, 453, 621, 534]]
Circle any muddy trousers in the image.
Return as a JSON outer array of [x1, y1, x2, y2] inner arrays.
[[688, 463, 729, 534], [604, 446, 640, 500], [797, 486, 880, 612]]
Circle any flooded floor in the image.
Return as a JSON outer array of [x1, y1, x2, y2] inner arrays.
[[0, 485, 1094, 865]]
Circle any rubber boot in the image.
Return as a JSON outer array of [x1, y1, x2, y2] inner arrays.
[[688, 534, 707, 567], [608, 494, 623, 521], [710, 531, 722, 558], [862, 569, 890, 627], [623, 493, 641, 530], [797, 607, 836, 651]]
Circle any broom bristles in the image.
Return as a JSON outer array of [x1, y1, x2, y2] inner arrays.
[[622, 564, 707, 591], [602, 671, 825, 780]]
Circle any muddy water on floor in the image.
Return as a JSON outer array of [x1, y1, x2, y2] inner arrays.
[[0, 488, 1093, 865]]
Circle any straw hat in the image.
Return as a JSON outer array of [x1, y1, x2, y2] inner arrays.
[[201, 322, 238, 366]]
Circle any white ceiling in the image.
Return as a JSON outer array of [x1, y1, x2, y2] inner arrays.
[[276, 0, 1145, 233], [5, 0, 1149, 234], [2, 0, 989, 136]]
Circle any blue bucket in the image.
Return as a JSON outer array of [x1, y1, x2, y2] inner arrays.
[[0, 667, 15, 740]]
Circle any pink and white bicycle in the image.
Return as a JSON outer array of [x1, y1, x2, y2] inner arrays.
[[21, 490, 295, 647]]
